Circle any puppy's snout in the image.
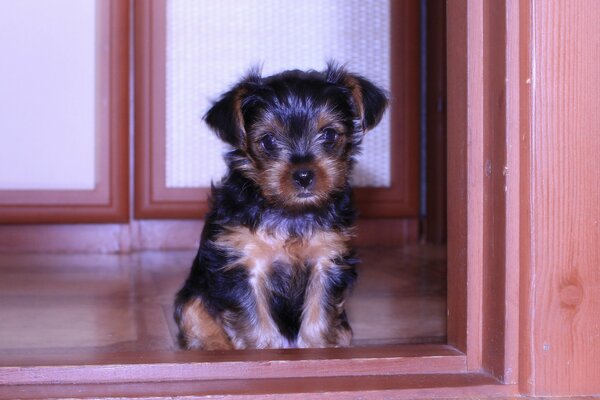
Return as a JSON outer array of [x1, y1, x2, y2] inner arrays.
[[292, 169, 315, 189]]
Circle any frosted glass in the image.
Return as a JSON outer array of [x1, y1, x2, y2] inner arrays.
[[0, 0, 96, 190], [166, 0, 391, 188]]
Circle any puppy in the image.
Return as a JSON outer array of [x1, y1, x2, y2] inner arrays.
[[174, 64, 388, 350]]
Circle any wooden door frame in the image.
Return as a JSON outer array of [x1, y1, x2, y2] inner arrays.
[[2, 1, 599, 396], [11, 0, 600, 397], [2, 0, 521, 397], [446, 0, 522, 385], [0, 0, 129, 224]]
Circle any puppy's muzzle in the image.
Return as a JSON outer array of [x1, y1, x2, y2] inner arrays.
[[293, 169, 315, 191]]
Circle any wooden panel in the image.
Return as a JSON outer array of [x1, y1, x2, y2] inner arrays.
[[481, 0, 509, 382], [0, 219, 416, 253], [446, 0, 522, 380], [0, 221, 204, 254], [1, 374, 514, 400], [518, 0, 534, 394], [462, 0, 486, 372], [493, 0, 522, 385], [446, 0, 470, 358], [134, 0, 419, 219], [1, 349, 464, 386], [0, 0, 129, 223], [476, 0, 524, 384], [522, 0, 600, 395]]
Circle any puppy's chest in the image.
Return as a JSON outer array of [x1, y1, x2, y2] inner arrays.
[[215, 226, 348, 274]]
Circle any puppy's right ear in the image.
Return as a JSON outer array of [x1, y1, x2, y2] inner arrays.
[[203, 70, 261, 148], [203, 85, 248, 148]]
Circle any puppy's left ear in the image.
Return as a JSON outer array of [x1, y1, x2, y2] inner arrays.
[[344, 74, 389, 133], [326, 64, 389, 133]]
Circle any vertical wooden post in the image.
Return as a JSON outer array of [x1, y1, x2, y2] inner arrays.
[[521, 0, 600, 395]]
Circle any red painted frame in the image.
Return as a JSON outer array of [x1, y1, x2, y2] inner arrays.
[[1, 0, 547, 397], [0, 0, 129, 224]]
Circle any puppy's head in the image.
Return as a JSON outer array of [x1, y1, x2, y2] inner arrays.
[[204, 64, 388, 210]]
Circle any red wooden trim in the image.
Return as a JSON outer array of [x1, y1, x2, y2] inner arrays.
[[0, 220, 204, 253], [520, 0, 600, 395], [481, 0, 513, 383], [500, 0, 523, 385], [481, 0, 508, 378], [134, 0, 202, 219], [1, 374, 516, 399], [446, 0, 521, 379], [518, 0, 533, 394], [446, 0, 517, 373], [134, 0, 419, 219], [453, 0, 523, 383], [134, 0, 156, 219], [0, 0, 129, 224], [446, 0, 469, 356], [0, 345, 465, 385], [0, 219, 416, 253], [463, 0, 485, 371], [424, 0, 448, 244], [0, 2, 529, 397]]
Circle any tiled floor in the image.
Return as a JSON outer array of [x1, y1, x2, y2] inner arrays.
[[0, 246, 446, 363]]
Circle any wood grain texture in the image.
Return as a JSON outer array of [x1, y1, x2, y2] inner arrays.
[[447, 0, 522, 381], [482, 0, 510, 382], [0, 248, 449, 385], [462, 0, 486, 372], [0, 373, 512, 400], [524, 0, 600, 395], [518, 0, 534, 394], [502, 0, 524, 386], [446, 0, 469, 356], [446, 0, 488, 370], [0, 0, 129, 223]]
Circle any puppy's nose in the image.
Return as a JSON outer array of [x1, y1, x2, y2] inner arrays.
[[293, 169, 315, 189]]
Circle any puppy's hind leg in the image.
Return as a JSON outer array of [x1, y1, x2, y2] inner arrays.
[[175, 297, 233, 350]]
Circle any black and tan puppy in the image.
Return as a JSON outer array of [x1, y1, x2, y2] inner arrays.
[[174, 64, 388, 350]]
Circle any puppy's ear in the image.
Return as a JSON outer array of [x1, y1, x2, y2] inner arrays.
[[325, 63, 388, 132], [203, 69, 261, 147]]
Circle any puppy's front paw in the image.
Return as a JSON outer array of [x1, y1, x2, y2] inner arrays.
[[297, 321, 352, 348]]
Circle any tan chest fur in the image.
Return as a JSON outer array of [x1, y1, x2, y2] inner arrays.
[[211, 226, 351, 348], [215, 226, 350, 274]]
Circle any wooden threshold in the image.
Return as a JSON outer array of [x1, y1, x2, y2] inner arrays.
[[1, 373, 516, 400], [0, 345, 464, 386]]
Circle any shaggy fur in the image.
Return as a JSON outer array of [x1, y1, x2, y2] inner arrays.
[[174, 64, 388, 350]]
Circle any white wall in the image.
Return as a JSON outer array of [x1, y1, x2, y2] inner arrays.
[[0, 0, 96, 190]]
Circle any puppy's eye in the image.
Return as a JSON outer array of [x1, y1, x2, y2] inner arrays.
[[319, 128, 339, 146], [260, 134, 278, 153]]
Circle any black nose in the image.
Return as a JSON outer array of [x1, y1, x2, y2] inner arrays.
[[293, 169, 315, 189]]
